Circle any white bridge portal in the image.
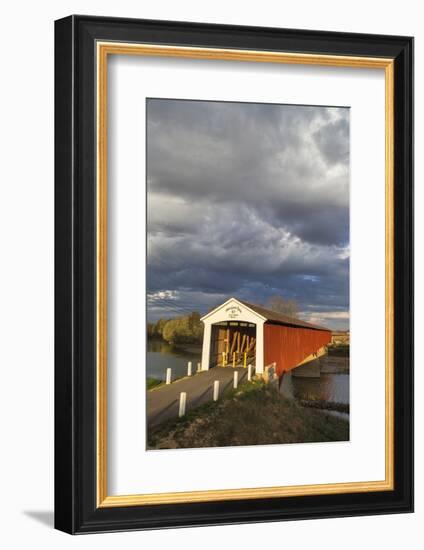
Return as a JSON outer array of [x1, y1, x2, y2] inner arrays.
[[200, 298, 266, 374]]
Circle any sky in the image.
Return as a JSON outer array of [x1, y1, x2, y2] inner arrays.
[[146, 99, 349, 330]]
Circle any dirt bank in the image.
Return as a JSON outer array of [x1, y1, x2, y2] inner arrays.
[[147, 380, 349, 450]]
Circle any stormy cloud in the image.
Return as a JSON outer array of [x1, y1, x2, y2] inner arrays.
[[146, 99, 350, 329]]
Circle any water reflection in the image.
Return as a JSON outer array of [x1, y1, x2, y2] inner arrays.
[[280, 371, 349, 405], [147, 340, 202, 380]]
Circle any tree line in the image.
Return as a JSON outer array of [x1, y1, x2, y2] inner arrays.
[[147, 296, 299, 346], [147, 311, 203, 346]]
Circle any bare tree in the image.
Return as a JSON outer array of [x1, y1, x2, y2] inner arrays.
[[264, 296, 299, 318]]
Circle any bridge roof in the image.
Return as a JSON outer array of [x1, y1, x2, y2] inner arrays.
[[239, 300, 330, 332]]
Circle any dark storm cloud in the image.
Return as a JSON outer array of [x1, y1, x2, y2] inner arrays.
[[314, 117, 349, 166], [146, 99, 350, 329]]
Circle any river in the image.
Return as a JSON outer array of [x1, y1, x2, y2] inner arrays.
[[147, 340, 202, 380], [147, 340, 349, 409], [279, 370, 349, 405]]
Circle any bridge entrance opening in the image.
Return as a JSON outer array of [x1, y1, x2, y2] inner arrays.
[[209, 321, 256, 368]]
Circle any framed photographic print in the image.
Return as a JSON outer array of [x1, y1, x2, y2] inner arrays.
[[54, 15, 414, 533]]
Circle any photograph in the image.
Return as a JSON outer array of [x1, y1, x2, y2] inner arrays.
[[50, 10, 413, 536], [146, 98, 350, 450]]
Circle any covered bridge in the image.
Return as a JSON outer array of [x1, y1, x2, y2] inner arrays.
[[200, 298, 331, 377]]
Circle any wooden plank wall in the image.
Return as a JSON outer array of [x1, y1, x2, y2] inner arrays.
[[210, 324, 256, 366], [264, 324, 331, 377]]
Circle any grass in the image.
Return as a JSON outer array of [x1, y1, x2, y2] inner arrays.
[[147, 379, 349, 450], [147, 377, 163, 390], [147, 372, 192, 391]]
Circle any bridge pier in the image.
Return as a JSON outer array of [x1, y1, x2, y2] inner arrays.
[[291, 346, 327, 378], [291, 357, 321, 378]]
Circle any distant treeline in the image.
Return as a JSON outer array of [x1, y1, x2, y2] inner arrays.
[[147, 312, 203, 346]]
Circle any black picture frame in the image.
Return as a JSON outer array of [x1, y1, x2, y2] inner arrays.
[[55, 15, 414, 534]]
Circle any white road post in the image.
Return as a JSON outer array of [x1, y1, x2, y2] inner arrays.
[[187, 361, 192, 376], [248, 364, 253, 381], [179, 392, 187, 417], [213, 380, 220, 401], [233, 371, 238, 389], [197, 362, 201, 373], [166, 368, 172, 385]]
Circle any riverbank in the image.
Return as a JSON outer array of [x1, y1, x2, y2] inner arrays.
[[147, 380, 349, 450], [147, 377, 163, 390], [320, 355, 349, 374], [287, 355, 350, 415]]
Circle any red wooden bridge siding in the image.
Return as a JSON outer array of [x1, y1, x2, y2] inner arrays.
[[263, 324, 331, 377]]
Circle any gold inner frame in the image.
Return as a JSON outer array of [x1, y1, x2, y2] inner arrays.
[[96, 42, 395, 508]]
